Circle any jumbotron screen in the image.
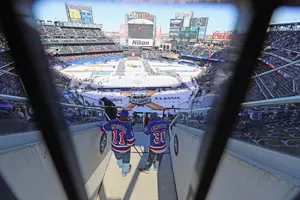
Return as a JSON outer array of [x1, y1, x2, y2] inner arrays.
[[128, 24, 154, 39]]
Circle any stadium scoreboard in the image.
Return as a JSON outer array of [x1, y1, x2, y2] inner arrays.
[[125, 11, 156, 47], [65, 3, 94, 24], [169, 12, 209, 40]]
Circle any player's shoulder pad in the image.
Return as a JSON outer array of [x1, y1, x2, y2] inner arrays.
[[110, 118, 119, 123]]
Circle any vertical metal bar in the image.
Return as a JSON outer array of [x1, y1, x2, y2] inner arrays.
[[193, 1, 280, 200], [0, 1, 88, 200]]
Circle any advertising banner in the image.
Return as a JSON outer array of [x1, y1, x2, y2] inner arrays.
[[119, 24, 126, 38], [212, 31, 233, 40], [190, 17, 209, 28], [183, 17, 191, 28], [69, 9, 81, 21], [127, 11, 154, 23], [179, 27, 198, 39], [156, 24, 162, 40], [80, 10, 93, 23], [198, 27, 206, 39], [128, 39, 154, 46], [170, 19, 182, 28], [169, 27, 180, 37], [175, 11, 193, 19]]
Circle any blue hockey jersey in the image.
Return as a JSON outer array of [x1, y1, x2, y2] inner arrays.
[[143, 118, 169, 153], [101, 118, 135, 153]]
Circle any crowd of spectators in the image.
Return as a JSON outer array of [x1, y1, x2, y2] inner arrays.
[[177, 23, 300, 156], [264, 30, 300, 51], [0, 32, 9, 50], [183, 102, 300, 157], [0, 22, 124, 134], [37, 21, 122, 59], [55, 52, 123, 62], [142, 50, 164, 61], [0, 51, 26, 97], [52, 44, 121, 54], [38, 25, 108, 40]]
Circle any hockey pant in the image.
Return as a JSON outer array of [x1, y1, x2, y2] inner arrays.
[[114, 150, 131, 175], [144, 149, 164, 171]]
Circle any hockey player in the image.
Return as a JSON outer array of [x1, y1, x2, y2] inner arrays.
[[139, 112, 168, 174], [101, 109, 135, 177]]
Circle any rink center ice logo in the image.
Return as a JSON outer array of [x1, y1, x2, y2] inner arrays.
[[129, 96, 152, 106]]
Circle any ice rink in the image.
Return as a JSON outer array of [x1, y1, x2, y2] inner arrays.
[[60, 59, 202, 89]]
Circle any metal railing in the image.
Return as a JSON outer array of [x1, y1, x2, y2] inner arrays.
[[170, 95, 300, 158], [0, 94, 123, 110], [178, 95, 300, 114], [0, 94, 109, 134]]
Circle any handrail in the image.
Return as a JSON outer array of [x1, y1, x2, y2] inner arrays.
[[0, 61, 15, 69], [162, 107, 182, 119], [168, 114, 179, 135], [0, 94, 104, 111], [179, 95, 300, 113], [251, 59, 300, 79], [0, 94, 27, 101], [0, 94, 126, 111], [168, 95, 300, 135]]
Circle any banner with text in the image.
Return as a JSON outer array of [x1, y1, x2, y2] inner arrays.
[[170, 19, 182, 28], [198, 27, 206, 39], [128, 39, 154, 46], [212, 31, 233, 40], [156, 24, 162, 40], [119, 24, 126, 38], [169, 27, 180, 37], [179, 27, 198, 39]]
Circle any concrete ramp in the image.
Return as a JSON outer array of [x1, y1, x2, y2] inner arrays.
[[98, 131, 177, 200]]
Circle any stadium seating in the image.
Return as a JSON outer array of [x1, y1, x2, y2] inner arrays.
[[36, 21, 122, 58], [1, 21, 300, 156], [172, 23, 300, 156]]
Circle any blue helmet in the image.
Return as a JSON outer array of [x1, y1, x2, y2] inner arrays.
[[119, 109, 129, 119]]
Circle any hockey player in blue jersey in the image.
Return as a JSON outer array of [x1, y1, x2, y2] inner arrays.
[[100, 109, 135, 177], [139, 112, 168, 174]]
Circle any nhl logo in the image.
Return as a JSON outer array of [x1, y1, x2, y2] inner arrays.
[[174, 134, 179, 156], [99, 132, 107, 154]]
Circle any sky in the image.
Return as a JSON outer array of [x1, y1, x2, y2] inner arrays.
[[33, 1, 300, 34]]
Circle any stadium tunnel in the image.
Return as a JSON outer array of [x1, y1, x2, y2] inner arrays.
[[1, 0, 300, 200]]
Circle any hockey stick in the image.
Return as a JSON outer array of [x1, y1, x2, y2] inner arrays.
[[133, 146, 143, 158]]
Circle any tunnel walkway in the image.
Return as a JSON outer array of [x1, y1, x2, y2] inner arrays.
[[97, 124, 177, 200]]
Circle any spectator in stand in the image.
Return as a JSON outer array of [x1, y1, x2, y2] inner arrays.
[[144, 113, 150, 127]]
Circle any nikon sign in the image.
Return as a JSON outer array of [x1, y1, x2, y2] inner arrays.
[[128, 39, 153, 47]]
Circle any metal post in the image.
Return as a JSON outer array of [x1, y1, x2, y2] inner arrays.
[[193, 2, 278, 199]]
